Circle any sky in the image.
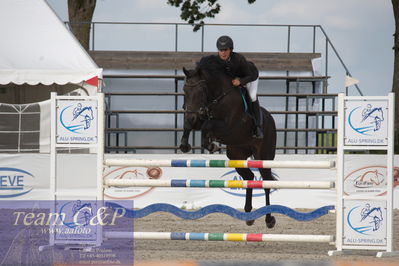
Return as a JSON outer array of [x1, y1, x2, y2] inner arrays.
[[47, 0, 395, 96]]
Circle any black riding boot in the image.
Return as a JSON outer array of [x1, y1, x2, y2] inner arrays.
[[252, 100, 264, 139]]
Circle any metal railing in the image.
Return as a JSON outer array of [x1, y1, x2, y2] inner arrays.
[[64, 21, 363, 95]]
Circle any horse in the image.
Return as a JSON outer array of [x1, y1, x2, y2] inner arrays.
[[180, 55, 277, 228]]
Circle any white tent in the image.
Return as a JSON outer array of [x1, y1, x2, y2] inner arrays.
[[0, 0, 102, 152], [0, 0, 102, 94]]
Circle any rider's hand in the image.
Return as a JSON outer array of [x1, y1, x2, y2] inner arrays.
[[232, 78, 241, 87]]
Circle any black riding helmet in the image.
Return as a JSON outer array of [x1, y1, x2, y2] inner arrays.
[[216, 35, 234, 50]]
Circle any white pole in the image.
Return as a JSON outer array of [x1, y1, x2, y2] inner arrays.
[[104, 231, 334, 243], [335, 93, 344, 252], [49, 92, 57, 247], [104, 159, 335, 169], [104, 179, 335, 189], [97, 93, 105, 201], [96, 93, 105, 246], [386, 93, 394, 253]]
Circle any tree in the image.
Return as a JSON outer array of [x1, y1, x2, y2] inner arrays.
[[392, 0, 399, 152], [167, 0, 255, 31], [68, 0, 96, 50]]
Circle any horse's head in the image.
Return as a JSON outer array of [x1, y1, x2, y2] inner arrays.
[[182, 56, 229, 128], [180, 56, 231, 153], [182, 67, 208, 130]]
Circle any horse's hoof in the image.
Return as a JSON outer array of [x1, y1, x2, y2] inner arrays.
[[207, 143, 220, 153], [246, 220, 255, 226], [179, 143, 191, 153], [266, 215, 276, 228]]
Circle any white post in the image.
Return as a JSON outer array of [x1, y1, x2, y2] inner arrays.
[[40, 92, 58, 251], [377, 92, 396, 257], [49, 92, 57, 246], [386, 92, 394, 253], [335, 93, 344, 253], [50, 92, 57, 200], [96, 93, 105, 246], [97, 93, 105, 201], [49, 92, 57, 247]]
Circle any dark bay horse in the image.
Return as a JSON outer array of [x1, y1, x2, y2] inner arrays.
[[180, 55, 277, 228]]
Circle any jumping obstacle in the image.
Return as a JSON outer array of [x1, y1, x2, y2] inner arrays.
[[102, 92, 398, 258], [104, 158, 336, 244], [104, 158, 335, 169], [49, 92, 397, 257], [104, 231, 334, 243], [104, 179, 335, 189]]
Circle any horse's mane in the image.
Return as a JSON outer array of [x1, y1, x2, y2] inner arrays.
[[196, 55, 225, 76]]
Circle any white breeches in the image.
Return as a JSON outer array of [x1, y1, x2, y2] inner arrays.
[[246, 78, 258, 102]]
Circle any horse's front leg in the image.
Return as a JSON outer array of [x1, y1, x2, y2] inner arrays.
[[235, 168, 256, 226], [260, 168, 276, 229], [180, 128, 192, 153]]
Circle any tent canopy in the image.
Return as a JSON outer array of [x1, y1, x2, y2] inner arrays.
[[0, 0, 102, 87]]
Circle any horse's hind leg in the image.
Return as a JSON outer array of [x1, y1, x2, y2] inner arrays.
[[256, 108, 277, 228]]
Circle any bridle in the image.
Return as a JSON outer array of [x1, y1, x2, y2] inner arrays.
[[183, 78, 230, 120]]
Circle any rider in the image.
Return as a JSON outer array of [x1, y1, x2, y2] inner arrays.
[[216, 35, 263, 139]]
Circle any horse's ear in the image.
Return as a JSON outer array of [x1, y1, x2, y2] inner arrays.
[[183, 67, 190, 77]]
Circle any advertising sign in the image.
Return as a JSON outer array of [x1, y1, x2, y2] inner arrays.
[[343, 200, 387, 246], [104, 166, 163, 199], [344, 165, 388, 196], [0, 167, 35, 198], [56, 100, 98, 144], [344, 100, 388, 146]]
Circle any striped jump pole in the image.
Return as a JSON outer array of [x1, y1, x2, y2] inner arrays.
[[104, 179, 335, 189], [104, 159, 335, 169], [104, 231, 334, 243]]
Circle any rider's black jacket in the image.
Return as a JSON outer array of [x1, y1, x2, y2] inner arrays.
[[218, 52, 259, 86]]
